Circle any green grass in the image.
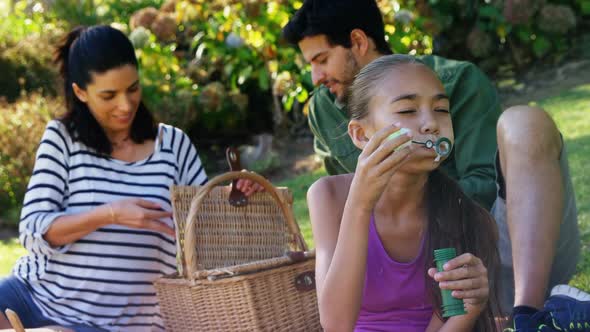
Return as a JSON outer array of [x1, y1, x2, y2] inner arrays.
[[1, 84, 589, 289], [0, 238, 26, 276], [535, 84, 590, 291], [277, 168, 327, 247]]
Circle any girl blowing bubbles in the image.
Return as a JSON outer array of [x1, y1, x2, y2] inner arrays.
[[307, 55, 501, 332]]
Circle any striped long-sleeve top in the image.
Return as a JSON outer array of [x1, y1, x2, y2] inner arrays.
[[13, 120, 208, 331]]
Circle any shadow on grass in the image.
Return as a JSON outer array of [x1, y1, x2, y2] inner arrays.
[[541, 85, 590, 108]]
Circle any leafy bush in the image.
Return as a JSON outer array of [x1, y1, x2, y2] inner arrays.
[[48, 0, 165, 27], [125, 0, 588, 141], [0, 94, 62, 225], [124, 1, 311, 140], [162, 1, 309, 136], [0, 36, 61, 102], [2, 0, 587, 141], [410, 0, 588, 69], [0, 1, 64, 101]]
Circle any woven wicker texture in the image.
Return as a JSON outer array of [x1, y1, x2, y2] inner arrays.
[[155, 171, 320, 331], [171, 182, 298, 275]]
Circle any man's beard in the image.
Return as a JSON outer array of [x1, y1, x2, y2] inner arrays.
[[334, 50, 361, 105]]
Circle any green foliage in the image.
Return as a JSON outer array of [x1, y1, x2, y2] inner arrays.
[[415, 0, 583, 68], [46, 0, 165, 27], [0, 94, 62, 225], [1, 0, 586, 138], [379, 2, 434, 55], [170, 1, 309, 136], [134, 32, 201, 129], [115, 0, 314, 138], [579, 0, 590, 15], [0, 1, 64, 101], [0, 37, 60, 102], [0, 1, 64, 40]]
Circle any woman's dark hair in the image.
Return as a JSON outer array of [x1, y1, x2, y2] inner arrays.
[[349, 54, 501, 331], [54, 25, 157, 156], [282, 0, 393, 56]]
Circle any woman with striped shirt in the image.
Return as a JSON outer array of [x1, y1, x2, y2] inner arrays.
[[0, 25, 259, 331]]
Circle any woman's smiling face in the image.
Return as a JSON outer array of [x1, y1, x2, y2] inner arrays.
[[72, 64, 141, 136]]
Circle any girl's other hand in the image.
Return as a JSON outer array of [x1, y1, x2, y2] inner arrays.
[[427, 253, 489, 314]]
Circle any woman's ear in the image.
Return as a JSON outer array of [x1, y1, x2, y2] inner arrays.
[[348, 119, 370, 150], [72, 83, 88, 103]]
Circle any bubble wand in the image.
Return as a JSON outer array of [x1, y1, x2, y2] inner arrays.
[[387, 128, 453, 162], [412, 137, 453, 162]]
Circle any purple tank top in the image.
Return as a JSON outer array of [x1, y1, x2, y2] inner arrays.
[[355, 214, 433, 332]]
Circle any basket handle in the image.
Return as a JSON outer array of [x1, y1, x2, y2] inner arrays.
[[226, 147, 248, 207], [4, 309, 25, 332], [183, 171, 308, 280]]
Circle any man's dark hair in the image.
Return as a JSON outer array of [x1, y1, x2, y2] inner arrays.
[[282, 0, 393, 55], [54, 25, 157, 156]]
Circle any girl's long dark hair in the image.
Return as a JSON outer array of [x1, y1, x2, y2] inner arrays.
[[53, 25, 157, 156], [424, 169, 502, 332]]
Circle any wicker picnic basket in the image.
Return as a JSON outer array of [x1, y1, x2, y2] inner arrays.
[[154, 171, 320, 331]]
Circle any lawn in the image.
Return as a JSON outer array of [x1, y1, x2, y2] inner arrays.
[[0, 238, 25, 276], [1, 84, 589, 292], [537, 84, 590, 290]]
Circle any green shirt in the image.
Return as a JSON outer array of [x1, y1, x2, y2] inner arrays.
[[308, 55, 501, 210]]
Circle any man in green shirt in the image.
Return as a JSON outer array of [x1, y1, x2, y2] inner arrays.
[[282, 0, 582, 330]]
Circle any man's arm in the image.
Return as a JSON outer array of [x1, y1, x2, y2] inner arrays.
[[307, 88, 357, 175], [310, 120, 341, 175], [442, 61, 502, 210]]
